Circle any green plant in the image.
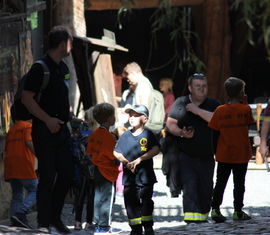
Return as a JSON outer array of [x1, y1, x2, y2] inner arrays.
[[231, 0, 270, 60], [117, 0, 205, 82]]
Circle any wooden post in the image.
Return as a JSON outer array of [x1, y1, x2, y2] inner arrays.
[[255, 103, 263, 164], [255, 147, 263, 165], [93, 54, 118, 109]]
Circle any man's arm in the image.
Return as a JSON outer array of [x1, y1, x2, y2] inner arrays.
[[166, 117, 194, 138], [186, 103, 213, 123], [21, 90, 64, 133], [259, 120, 270, 157]]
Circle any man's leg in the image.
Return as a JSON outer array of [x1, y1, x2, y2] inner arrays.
[[179, 152, 214, 223], [49, 127, 73, 234], [32, 123, 58, 231], [51, 128, 73, 220]]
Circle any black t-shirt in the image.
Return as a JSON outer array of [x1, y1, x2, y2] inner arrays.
[[114, 128, 160, 186], [24, 54, 70, 124], [168, 95, 220, 158]]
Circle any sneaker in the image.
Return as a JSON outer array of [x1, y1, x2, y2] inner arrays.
[[233, 211, 251, 220], [74, 221, 82, 230], [94, 226, 122, 234], [50, 219, 71, 234], [109, 227, 122, 234], [84, 223, 96, 231], [211, 209, 227, 223], [11, 212, 32, 229], [94, 227, 100, 234]]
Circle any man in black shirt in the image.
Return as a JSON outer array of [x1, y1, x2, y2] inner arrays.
[[22, 26, 74, 234], [166, 73, 220, 224]]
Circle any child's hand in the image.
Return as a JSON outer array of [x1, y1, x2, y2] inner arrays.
[[240, 94, 248, 104], [127, 158, 141, 173]]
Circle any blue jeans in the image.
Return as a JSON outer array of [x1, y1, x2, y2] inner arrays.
[[9, 178, 38, 217]]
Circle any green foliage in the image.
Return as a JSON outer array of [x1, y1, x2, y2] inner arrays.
[[231, 0, 270, 59], [27, 12, 38, 30], [117, 0, 205, 81]]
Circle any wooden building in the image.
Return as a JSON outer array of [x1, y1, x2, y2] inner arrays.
[[0, 0, 270, 220]]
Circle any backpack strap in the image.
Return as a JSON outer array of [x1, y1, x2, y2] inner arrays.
[[35, 60, 50, 102]]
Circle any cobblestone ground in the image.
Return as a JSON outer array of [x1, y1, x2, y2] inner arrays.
[[1, 162, 270, 234]]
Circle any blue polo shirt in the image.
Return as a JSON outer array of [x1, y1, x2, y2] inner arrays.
[[114, 128, 160, 186]]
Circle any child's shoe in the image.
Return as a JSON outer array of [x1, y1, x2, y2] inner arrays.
[[94, 226, 122, 234], [74, 221, 82, 230], [11, 212, 32, 229], [84, 223, 96, 231], [211, 209, 227, 223], [233, 211, 251, 220]]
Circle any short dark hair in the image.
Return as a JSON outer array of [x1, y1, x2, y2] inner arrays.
[[188, 73, 207, 86], [224, 77, 245, 99], [93, 103, 115, 124], [48, 26, 72, 49]]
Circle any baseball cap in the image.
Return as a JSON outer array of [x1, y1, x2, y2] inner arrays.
[[125, 104, 149, 117]]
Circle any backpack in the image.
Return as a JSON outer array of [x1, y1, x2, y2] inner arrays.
[[71, 133, 95, 188], [145, 88, 165, 133], [11, 60, 50, 121]]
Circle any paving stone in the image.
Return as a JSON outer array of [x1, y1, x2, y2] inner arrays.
[[1, 167, 270, 234]]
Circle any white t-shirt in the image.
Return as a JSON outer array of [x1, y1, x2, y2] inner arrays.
[[134, 77, 153, 108]]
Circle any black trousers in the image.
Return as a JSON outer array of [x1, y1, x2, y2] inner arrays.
[[32, 123, 74, 226], [124, 184, 154, 233], [179, 151, 215, 222], [211, 162, 248, 212], [74, 179, 94, 224]]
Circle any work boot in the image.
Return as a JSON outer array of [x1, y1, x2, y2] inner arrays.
[[50, 218, 71, 234], [145, 226, 155, 235]]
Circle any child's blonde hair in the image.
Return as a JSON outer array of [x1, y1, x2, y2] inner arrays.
[[84, 107, 99, 130], [160, 77, 174, 92]]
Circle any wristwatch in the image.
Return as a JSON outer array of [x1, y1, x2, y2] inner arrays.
[[180, 130, 183, 138]]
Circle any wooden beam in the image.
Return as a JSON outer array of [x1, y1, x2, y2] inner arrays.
[[9, 0, 25, 12], [86, 0, 205, 10], [27, 1, 47, 14]]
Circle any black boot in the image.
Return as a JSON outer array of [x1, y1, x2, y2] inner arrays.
[[50, 217, 71, 234], [145, 226, 155, 235]]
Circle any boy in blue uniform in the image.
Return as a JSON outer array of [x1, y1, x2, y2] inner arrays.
[[114, 105, 160, 235]]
